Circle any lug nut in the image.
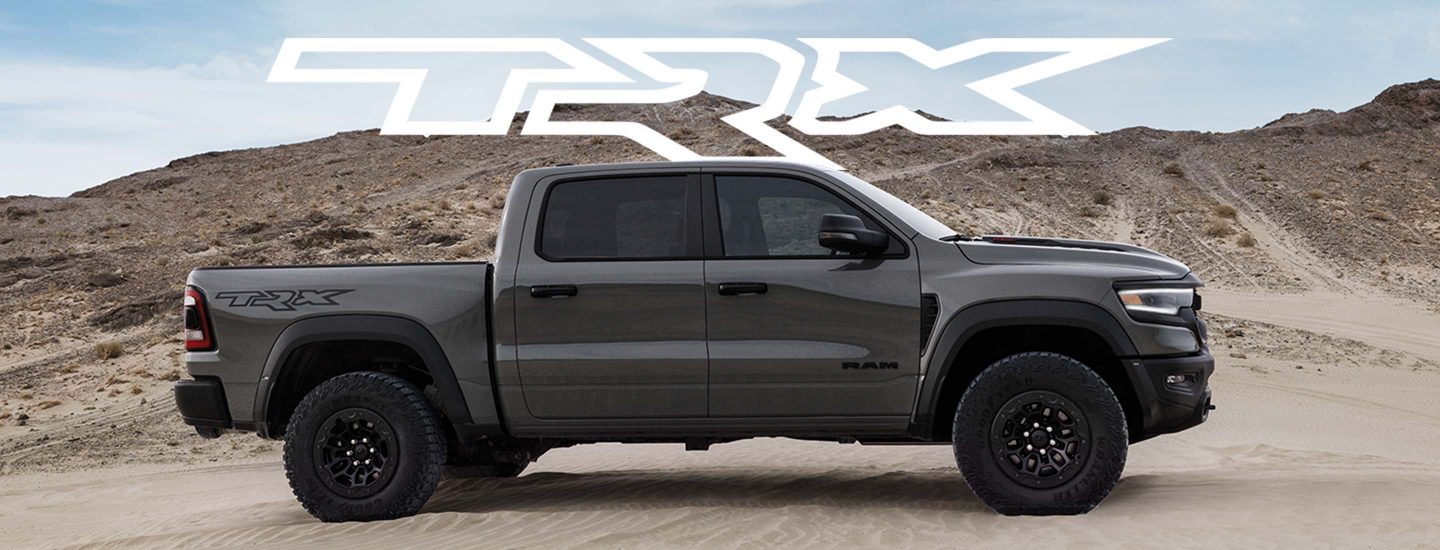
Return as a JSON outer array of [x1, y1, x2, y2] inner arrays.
[[1023, 431, 1030, 437], [352, 423, 358, 429], [367, 422, 374, 428], [364, 459, 371, 465], [1033, 422, 1040, 428], [362, 438, 368, 443], [1050, 439, 1056, 446], [369, 448, 376, 453], [346, 451, 353, 456], [1046, 427, 1052, 433], [350, 439, 357, 444], [1026, 444, 1033, 451], [352, 460, 358, 466]]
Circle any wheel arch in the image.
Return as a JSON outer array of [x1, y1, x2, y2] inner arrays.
[[254, 314, 472, 439], [911, 299, 1142, 441]]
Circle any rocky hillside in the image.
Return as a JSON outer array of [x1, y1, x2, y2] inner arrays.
[[1, 80, 1438, 472]]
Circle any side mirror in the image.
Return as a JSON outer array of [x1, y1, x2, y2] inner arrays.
[[818, 214, 888, 255]]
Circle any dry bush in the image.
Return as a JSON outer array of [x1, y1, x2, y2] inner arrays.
[[1237, 233, 1257, 247], [159, 369, 182, 382], [36, 400, 62, 410], [737, 146, 762, 157], [1366, 210, 1393, 222], [1078, 206, 1101, 218], [1204, 217, 1235, 238], [104, 374, 129, 387], [1162, 163, 1185, 178], [1306, 189, 1325, 200], [95, 340, 124, 360], [130, 385, 144, 395], [1357, 159, 1377, 172], [1212, 204, 1237, 219], [1091, 190, 1113, 206], [451, 240, 482, 258]]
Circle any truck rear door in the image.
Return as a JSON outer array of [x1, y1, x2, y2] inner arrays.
[[512, 173, 708, 419]]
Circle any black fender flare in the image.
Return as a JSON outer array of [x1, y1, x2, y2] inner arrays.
[[253, 314, 472, 437], [911, 299, 1137, 432]]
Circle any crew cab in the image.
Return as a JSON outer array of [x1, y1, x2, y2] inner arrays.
[[175, 160, 1214, 521]]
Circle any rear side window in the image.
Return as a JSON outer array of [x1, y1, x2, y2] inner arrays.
[[715, 175, 898, 257], [539, 176, 693, 260]]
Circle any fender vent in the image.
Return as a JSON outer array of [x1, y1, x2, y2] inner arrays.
[[920, 294, 940, 351]]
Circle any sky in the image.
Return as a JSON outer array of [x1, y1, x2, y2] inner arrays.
[[1, 0, 1438, 197]]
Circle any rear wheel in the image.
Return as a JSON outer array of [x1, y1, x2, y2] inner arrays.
[[953, 352, 1127, 515], [284, 372, 446, 522]]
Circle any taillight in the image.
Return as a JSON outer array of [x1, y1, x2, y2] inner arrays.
[[184, 287, 215, 351]]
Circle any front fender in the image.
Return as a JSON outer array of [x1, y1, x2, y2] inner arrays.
[[910, 299, 1137, 431]]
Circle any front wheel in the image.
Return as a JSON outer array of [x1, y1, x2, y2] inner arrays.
[[953, 352, 1128, 515], [283, 372, 447, 522]]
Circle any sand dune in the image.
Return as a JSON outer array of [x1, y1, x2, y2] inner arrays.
[[3, 313, 1439, 548]]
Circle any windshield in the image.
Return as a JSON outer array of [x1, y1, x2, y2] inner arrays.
[[829, 170, 956, 239]]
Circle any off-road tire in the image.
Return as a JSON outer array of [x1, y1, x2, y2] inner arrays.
[[953, 352, 1128, 515], [284, 372, 446, 522]]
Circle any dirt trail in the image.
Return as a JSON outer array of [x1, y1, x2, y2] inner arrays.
[[1204, 290, 1440, 362]]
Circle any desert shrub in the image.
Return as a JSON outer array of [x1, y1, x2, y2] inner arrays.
[[292, 227, 373, 249], [1203, 217, 1235, 238], [1366, 210, 1393, 222], [737, 146, 762, 157], [1162, 163, 1185, 177], [1212, 204, 1237, 219], [1236, 233, 1257, 247], [95, 340, 124, 360], [1078, 206, 1101, 218], [1091, 190, 1113, 206], [1357, 159, 1377, 172], [1306, 189, 1325, 200]]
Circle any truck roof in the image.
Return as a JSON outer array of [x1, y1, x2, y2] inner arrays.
[[516, 159, 843, 179]]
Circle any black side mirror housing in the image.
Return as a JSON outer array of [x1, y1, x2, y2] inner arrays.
[[818, 214, 888, 255]]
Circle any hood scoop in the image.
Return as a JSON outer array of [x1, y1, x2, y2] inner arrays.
[[976, 235, 1131, 253]]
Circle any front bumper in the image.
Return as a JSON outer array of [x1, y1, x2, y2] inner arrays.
[[1124, 349, 1215, 442], [175, 378, 233, 437]]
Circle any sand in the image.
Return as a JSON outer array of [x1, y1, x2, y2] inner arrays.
[[1, 290, 1439, 548]]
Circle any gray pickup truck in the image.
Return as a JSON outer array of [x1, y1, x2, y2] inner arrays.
[[175, 160, 1213, 521]]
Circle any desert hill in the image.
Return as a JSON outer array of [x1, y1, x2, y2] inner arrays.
[[0, 80, 1438, 473]]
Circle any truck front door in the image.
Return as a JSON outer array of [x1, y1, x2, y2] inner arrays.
[[513, 173, 708, 419], [703, 173, 922, 419]]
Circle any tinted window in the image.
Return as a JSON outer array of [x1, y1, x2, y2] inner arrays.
[[715, 175, 893, 257], [540, 176, 692, 260]]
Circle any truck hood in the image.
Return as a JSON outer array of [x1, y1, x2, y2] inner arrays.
[[954, 235, 1192, 280]]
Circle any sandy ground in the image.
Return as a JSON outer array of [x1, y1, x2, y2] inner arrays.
[[2, 292, 1439, 549]]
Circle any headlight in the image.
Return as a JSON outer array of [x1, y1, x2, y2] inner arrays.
[[1117, 288, 1194, 316]]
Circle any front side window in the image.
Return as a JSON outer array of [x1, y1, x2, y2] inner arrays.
[[540, 176, 692, 260], [715, 175, 897, 257]]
